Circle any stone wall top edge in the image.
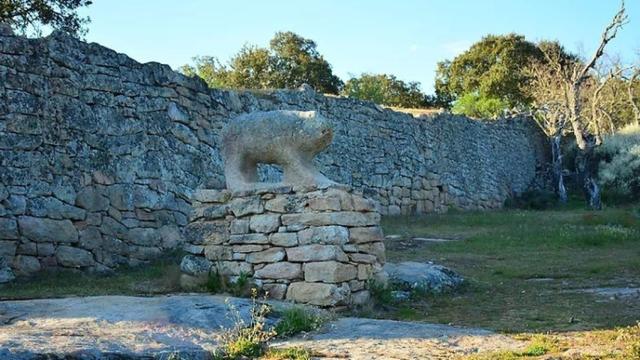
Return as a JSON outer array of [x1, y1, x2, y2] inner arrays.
[[7, 31, 540, 132], [193, 183, 357, 203]]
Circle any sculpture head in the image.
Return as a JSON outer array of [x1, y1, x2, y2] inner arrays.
[[295, 111, 333, 155]]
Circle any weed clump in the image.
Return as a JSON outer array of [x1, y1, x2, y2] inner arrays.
[[207, 269, 255, 297], [212, 292, 321, 359], [262, 346, 312, 360], [213, 289, 276, 360], [274, 307, 324, 337]]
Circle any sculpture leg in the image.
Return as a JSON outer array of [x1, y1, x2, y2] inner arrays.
[[281, 155, 334, 188], [224, 154, 259, 191]]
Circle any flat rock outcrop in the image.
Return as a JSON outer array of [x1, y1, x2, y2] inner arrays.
[[0, 295, 525, 359]]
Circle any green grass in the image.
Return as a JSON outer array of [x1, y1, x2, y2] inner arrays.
[[261, 347, 312, 360], [274, 307, 324, 337], [377, 204, 640, 332], [0, 251, 184, 300]]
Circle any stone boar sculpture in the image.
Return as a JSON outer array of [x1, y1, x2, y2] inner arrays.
[[221, 110, 336, 192]]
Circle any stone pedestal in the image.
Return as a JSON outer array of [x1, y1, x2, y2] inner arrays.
[[180, 186, 386, 307]]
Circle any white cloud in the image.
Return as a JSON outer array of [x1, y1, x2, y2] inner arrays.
[[409, 43, 419, 53]]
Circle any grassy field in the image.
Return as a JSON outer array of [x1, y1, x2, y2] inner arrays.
[[371, 204, 640, 359], [377, 205, 640, 333]]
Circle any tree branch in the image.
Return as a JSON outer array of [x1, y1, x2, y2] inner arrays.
[[575, 1, 628, 85]]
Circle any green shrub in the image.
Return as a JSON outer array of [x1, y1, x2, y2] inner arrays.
[[598, 124, 640, 201], [504, 189, 557, 210], [274, 307, 323, 337]]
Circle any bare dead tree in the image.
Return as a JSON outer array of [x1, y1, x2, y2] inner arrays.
[[588, 65, 627, 144], [597, 64, 629, 133], [524, 53, 572, 203], [525, 2, 628, 209], [567, 1, 627, 209]]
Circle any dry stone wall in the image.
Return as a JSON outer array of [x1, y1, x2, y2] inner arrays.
[[181, 186, 385, 306], [0, 29, 549, 277]]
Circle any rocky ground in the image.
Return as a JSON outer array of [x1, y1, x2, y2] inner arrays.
[[273, 317, 522, 359], [0, 294, 524, 359]]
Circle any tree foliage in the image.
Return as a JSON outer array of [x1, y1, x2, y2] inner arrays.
[[181, 31, 342, 94], [268, 31, 343, 94], [450, 92, 510, 118], [435, 33, 543, 117], [0, 0, 92, 37], [341, 73, 430, 108]]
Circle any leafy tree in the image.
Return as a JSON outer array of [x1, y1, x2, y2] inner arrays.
[[180, 56, 229, 89], [269, 31, 343, 94], [225, 45, 273, 89], [0, 0, 92, 37], [341, 73, 429, 108], [182, 31, 342, 94], [436, 33, 543, 117], [433, 60, 456, 108], [450, 92, 510, 118]]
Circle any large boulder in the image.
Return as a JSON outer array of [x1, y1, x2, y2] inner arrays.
[[384, 261, 463, 293]]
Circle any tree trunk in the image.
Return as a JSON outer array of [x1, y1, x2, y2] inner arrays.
[[570, 84, 602, 210], [551, 134, 567, 203], [575, 136, 602, 210]]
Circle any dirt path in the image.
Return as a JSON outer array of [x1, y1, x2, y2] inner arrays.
[[0, 295, 524, 359]]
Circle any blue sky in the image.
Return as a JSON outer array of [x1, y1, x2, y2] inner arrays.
[[79, 1, 640, 94]]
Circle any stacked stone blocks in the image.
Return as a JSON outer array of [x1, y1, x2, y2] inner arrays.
[[181, 186, 385, 306]]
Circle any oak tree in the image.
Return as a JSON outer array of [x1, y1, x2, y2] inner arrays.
[[0, 0, 92, 37]]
